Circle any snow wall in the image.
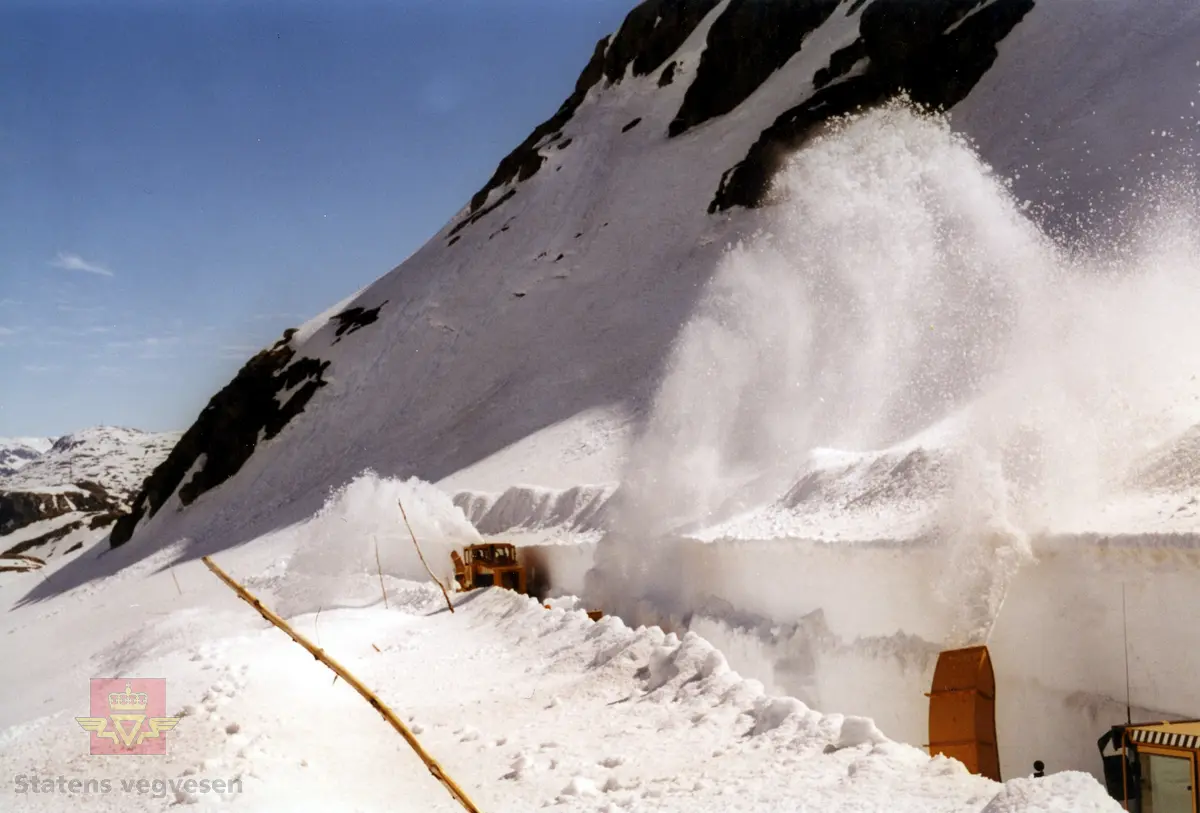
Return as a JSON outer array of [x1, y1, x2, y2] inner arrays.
[[521, 533, 1200, 783]]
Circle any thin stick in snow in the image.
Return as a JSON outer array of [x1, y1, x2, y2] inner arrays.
[[373, 533, 389, 609], [397, 497, 454, 614], [200, 556, 483, 813], [170, 567, 183, 596]]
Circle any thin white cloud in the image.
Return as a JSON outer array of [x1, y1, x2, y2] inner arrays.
[[0, 326, 15, 336], [106, 335, 179, 350], [219, 344, 261, 359], [49, 251, 114, 277], [251, 312, 306, 322], [57, 303, 105, 314], [22, 363, 61, 373]]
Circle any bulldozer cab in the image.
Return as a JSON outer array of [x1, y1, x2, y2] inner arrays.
[[464, 543, 517, 566], [452, 542, 527, 594], [1100, 721, 1200, 812]]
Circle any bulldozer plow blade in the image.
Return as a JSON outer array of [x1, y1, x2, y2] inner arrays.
[[927, 645, 1000, 782]]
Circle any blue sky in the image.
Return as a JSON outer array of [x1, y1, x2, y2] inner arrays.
[[0, 0, 631, 438]]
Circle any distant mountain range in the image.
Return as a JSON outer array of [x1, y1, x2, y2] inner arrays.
[[0, 437, 57, 478], [0, 426, 180, 560]]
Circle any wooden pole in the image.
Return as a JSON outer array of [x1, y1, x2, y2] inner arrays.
[[397, 498, 455, 614], [373, 534, 389, 609], [200, 555, 483, 813]]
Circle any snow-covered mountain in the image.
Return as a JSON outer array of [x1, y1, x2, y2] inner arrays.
[[17, 0, 1200, 799], [110, 0, 1200, 554], [0, 426, 180, 559], [0, 436, 56, 478]]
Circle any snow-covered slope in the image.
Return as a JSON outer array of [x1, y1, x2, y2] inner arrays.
[[105, 0, 1039, 549], [0, 436, 56, 478], [110, 0, 1200, 555], [0, 427, 180, 559]]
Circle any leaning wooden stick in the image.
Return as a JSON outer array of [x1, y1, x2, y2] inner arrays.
[[201, 556, 482, 813], [397, 497, 455, 614], [372, 533, 389, 609]]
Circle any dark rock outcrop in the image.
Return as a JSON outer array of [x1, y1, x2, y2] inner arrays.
[[710, 0, 1036, 212], [455, 0, 1034, 230], [658, 61, 677, 87], [0, 485, 114, 536], [455, 0, 722, 231], [458, 37, 611, 223], [332, 301, 387, 343], [110, 331, 330, 548], [812, 38, 868, 90], [88, 510, 122, 529], [600, 0, 723, 83], [667, 0, 842, 137], [2, 519, 84, 558], [449, 189, 518, 239]]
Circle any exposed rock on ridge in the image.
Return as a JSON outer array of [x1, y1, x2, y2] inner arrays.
[[0, 484, 114, 537], [711, 0, 1037, 211], [457, 0, 1037, 227], [110, 332, 331, 547], [457, 0, 722, 225], [0, 440, 53, 478], [667, 0, 843, 137]]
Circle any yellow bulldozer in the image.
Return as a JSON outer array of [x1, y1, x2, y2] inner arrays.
[[451, 542, 528, 594], [1099, 720, 1200, 812], [449, 541, 604, 621]]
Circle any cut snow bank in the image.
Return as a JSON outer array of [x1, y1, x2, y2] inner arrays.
[[453, 482, 617, 542]]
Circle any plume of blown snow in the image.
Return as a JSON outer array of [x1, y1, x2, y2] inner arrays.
[[270, 472, 480, 616], [591, 99, 1200, 645]]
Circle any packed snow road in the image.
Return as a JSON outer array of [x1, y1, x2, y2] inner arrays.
[[0, 550, 1116, 812]]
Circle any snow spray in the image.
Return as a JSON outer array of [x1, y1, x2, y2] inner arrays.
[[593, 98, 1200, 648]]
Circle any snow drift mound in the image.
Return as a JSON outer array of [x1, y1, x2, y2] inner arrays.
[[254, 472, 479, 617], [980, 772, 1122, 813]]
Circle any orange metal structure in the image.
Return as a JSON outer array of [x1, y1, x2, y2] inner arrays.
[[927, 645, 1001, 781], [451, 543, 527, 594]]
